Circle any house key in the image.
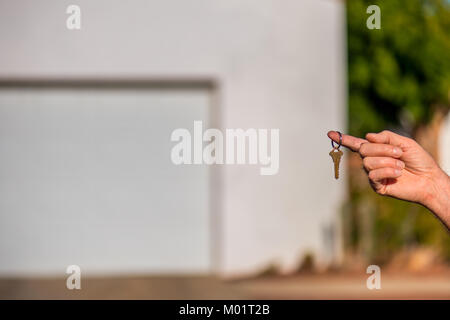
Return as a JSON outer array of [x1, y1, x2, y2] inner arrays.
[[329, 131, 343, 179]]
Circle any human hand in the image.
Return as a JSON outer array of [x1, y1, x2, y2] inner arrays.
[[327, 130, 450, 228]]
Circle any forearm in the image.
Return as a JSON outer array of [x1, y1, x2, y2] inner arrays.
[[423, 168, 450, 229]]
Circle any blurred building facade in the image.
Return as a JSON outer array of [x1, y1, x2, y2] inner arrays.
[[0, 0, 346, 277]]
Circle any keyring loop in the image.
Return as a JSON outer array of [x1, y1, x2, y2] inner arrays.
[[331, 131, 342, 149]]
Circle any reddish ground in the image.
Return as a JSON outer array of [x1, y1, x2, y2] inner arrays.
[[0, 271, 449, 299]]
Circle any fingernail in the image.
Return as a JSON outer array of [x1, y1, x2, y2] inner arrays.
[[393, 147, 402, 156], [397, 160, 405, 169], [394, 169, 402, 175]]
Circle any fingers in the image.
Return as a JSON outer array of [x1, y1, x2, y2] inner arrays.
[[359, 143, 403, 158], [368, 167, 402, 182], [363, 154, 404, 194], [368, 167, 402, 195], [327, 131, 368, 152], [326, 130, 407, 196], [363, 157, 405, 172], [365, 130, 412, 148]]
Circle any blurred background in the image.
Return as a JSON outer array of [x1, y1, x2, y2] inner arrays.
[[0, 0, 448, 299], [345, 0, 450, 276]]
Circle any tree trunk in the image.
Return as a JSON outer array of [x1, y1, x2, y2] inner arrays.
[[406, 107, 448, 248], [413, 107, 448, 163]]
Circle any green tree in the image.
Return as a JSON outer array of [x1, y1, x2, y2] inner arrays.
[[346, 0, 450, 263], [347, 0, 450, 158]]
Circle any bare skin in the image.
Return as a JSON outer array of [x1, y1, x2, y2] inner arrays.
[[327, 130, 450, 230]]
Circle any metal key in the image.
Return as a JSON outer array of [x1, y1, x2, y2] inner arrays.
[[329, 131, 343, 179], [329, 148, 343, 179]]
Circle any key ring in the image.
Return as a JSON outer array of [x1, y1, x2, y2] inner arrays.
[[331, 131, 342, 149]]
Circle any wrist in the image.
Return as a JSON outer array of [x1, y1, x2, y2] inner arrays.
[[423, 168, 450, 228]]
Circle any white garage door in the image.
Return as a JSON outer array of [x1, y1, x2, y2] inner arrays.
[[0, 84, 211, 275]]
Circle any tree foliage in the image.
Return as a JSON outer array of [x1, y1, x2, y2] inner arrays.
[[347, 0, 450, 137], [346, 0, 450, 263]]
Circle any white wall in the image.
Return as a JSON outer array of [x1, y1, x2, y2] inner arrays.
[[0, 88, 211, 275], [0, 0, 346, 276]]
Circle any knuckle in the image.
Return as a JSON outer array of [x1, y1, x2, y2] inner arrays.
[[389, 145, 401, 156], [391, 158, 401, 167], [407, 137, 418, 146], [376, 186, 387, 195], [362, 157, 371, 170], [368, 179, 386, 195], [359, 143, 368, 156]]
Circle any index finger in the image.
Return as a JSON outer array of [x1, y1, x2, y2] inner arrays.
[[327, 131, 368, 152]]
